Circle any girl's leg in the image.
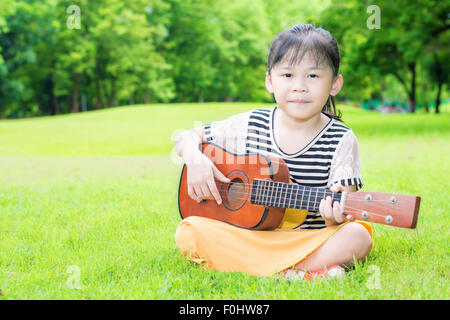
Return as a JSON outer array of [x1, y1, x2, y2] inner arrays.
[[294, 222, 373, 272]]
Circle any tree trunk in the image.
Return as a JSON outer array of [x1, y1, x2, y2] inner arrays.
[[145, 88, 151, 104], [107, 77, 116, 107], [94, 76, 103, 109], [52, 94, 60, 115], [95, 94, 103, 109], [392, 71, 411, 107], [434, 53, 442, 114], [48, 60, 60, 115], [47, 75, 57, 115], [435, 79, 442, 114], [70, 73, 81, 113], [407, 62, 416, 113]]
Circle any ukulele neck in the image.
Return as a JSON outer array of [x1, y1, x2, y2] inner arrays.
[[250, 179, 340, 211]]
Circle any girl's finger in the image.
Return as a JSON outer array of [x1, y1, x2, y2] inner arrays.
[[324, 196, 333, 220], [191, 185, 202, 203], [333, 201, 344, 223], [207, 178, 222, 204], [194, 185, 204, 199], [319, 199, 325, 215], [330, 184, 344, 193], [188, 184, 196, 201], [319, 198, 325, 219], [200, 183, 210, 200]]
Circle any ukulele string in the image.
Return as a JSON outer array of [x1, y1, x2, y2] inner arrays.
[[338, 199, 397, 205], [212, 178, 339, 206], [211, 179, 397, 204], [340, 205, 389, 219], [208, 184, 397, 217], [215, 187, 393, 219], [217, 189, 329, 209], [200, 155, 404, 217], [225, 192, 328, 208], [218, 187, 393, 219], [200, 181, 396, 219], [212, 178, 336, 198], [212, 178, 344, 194], [208, 155, 393, 202]]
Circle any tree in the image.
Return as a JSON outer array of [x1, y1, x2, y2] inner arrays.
[[422, 31, 450, 113], [0, 0, 175, 116], [320, 0, 449, 112]]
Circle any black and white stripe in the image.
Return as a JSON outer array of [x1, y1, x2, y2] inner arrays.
[[204, 124, 213, 142], [203, 106, 362, 230], [245, 107, 358, 230]]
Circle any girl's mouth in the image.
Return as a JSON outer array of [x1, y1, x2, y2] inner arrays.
[[289, 100, 310, 104]]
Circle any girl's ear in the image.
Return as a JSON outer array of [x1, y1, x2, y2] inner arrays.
[[330, 74, 344, 97], [265, 72, 274, 94]]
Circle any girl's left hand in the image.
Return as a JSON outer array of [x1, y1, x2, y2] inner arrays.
[[319, 184, 355, 226]]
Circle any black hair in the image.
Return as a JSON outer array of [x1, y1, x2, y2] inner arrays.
[[267, 23, 342, 121]]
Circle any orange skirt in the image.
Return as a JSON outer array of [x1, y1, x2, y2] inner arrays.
[[174, 216, 373, 277]]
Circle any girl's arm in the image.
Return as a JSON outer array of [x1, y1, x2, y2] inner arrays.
[[174, 127, 230, 205], [328, 130, 363, 191], [174, 127, 205, 162], [322, 129, 362, 226], [174, 111, 250, 205]]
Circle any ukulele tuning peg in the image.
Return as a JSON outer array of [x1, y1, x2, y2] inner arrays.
[[365, 194, 372, 202], [361, 211, 370, 219], [390, 196, 397, 204], [385, 215, 393, 224]]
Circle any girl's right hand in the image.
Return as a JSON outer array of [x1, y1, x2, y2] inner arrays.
[[186, 151, 231, 205]]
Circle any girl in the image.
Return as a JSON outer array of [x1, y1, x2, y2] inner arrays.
[[173, 23, 373, 281]]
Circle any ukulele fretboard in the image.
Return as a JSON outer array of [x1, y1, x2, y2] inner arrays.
[[250, 179, 341, 211]]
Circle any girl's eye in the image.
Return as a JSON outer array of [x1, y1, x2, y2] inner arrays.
[[282, 73, 318, 78]]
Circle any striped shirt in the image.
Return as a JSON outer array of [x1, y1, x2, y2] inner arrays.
[[203, 106, 363, 230]]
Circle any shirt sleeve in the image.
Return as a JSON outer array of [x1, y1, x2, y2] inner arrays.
[[202, 111, 251, 154], [328, 130, 363, 190]]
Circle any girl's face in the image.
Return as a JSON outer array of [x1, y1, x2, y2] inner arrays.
[[265, 53, 343, 122]]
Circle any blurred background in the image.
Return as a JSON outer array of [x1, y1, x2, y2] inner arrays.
[[0, 0, 449, 300], [0, 0, 448, 118]]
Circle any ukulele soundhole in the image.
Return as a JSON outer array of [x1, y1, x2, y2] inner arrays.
[[221, 169, 249, 211], [227, 178, 245, 203]]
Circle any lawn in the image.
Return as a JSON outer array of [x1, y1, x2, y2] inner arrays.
[[0, 102, 449, 299]]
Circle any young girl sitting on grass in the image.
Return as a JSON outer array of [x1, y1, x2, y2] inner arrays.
[[173, 23, 373, 281]]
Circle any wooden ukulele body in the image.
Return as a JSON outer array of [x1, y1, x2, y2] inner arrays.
[[178, 143, 289, 229], [178, 143, 421, 230]]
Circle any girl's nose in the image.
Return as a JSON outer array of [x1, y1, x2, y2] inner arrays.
[[291, 77, 308, 92]]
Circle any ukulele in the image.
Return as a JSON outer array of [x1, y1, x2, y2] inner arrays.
[[178, 142, 421, 230]]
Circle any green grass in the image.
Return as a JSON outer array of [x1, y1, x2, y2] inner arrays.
[[0, 102, 449, 299]]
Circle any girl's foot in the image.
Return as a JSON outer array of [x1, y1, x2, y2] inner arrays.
[[275, 268, 306, 281], [276, 265, 346, 281], [304, 265, 346, 281]]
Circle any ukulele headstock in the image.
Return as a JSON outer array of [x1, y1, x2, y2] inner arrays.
[[343, 191, 421, 229]]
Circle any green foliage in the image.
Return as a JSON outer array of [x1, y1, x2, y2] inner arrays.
[[0, 0, 448, 116], [320, 0, 449, 110], [0, 0, 174, 116]]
